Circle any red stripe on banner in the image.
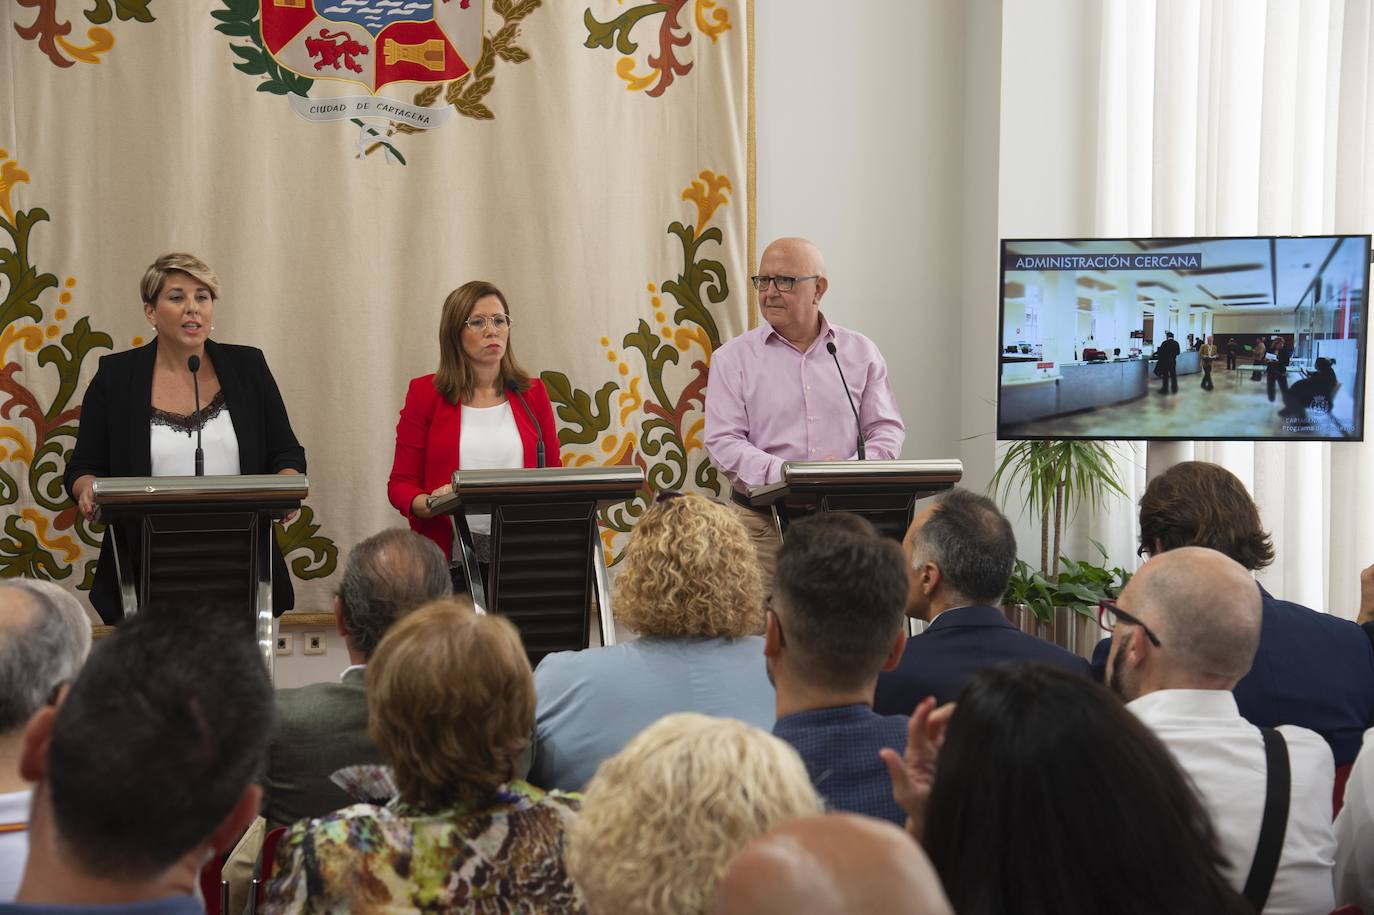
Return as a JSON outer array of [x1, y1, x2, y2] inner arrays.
[[374, 20, 468, 92], [260, 0, 317, 56]]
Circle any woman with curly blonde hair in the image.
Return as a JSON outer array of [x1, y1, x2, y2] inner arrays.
[[529, 492, 774, 791], [566, 713, 822, 915]]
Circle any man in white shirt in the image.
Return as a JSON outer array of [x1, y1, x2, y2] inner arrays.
[[1106, 547, 1336, 915], [0, 580, 91, 902], [1335, 726, 1374, 912]]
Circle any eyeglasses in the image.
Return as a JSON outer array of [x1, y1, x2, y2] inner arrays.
[[1098, 598, 1161, 647], [749, 274, 819, 292], [464, 315, 511, 332]]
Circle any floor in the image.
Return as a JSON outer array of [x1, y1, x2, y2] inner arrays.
[[1003, 366, 1356, 439]]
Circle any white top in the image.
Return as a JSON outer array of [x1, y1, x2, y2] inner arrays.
[[458, 402, 522, 536], [1335, 726, 1374, 912], [149, 391, 241, 477], [1129, 689, 1336, 915], [0, 787, 32, 902]]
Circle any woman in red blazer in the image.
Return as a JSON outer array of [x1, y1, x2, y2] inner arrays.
[[387, 281, 561, 562]]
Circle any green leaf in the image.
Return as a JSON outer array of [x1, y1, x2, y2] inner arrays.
[[584, 3, 665, 54], [113, 0, 155, 23], [257, 81, 293, 95], [542, 372, 618, 446], [84, 0, 114, 25], [215, 20, 256, 37], [497, 44, 530, 63], [275, 506, 339, 580]]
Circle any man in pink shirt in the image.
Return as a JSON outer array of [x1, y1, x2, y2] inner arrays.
[[705, 236, 905, 574]]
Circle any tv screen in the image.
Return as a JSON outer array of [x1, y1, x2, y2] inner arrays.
[[997, 235, 1370, 442]]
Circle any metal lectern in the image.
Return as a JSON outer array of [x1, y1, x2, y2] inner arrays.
[[428, 465, 645, 665], [91, 474, 308, 675], [740, 459, 964, 541]]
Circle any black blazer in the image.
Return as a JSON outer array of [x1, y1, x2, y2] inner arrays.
[[873, 604, 1091, 714], [64, 339, 306, 624]]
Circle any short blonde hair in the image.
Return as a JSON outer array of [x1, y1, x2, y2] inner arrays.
[[566, 713, 822, 915], [614, 493, 763, 638], [366, 597, 533, 811], [139, 253, 221, 304]]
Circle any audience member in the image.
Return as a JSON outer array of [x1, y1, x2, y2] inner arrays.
[[531, 491, 773, 791], [264, 599, 585, 914], [1335, 726, 1374, 912], [8, 609, 270, 912], [712, 813, 954, 915], [566, 713, 821, 915], [1092, 460, 1374, 767], [1106, 547, 1336, 914], [883, 665, 1252, 915], [874, 488, 1087, 714], [0, 581, 91, 903], [767, 513, 910, 824], [262, 528, 451, 828]]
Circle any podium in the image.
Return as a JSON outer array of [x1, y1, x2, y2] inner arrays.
[[739, 459, 964, 541], [91, 474, 308, 674], [428, 466, 645, 665]]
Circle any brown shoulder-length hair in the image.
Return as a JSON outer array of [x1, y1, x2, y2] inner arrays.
[[433, 280, 532, 404], [1138, 461, 1274, 570]]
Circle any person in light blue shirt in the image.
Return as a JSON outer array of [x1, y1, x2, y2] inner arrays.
[[530, 492, 774, 791]]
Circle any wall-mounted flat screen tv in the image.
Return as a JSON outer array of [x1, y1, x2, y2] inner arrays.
[[997, 235, 1369, 442]]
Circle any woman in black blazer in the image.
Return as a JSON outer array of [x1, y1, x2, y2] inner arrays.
[[64, 253, 306, 624]]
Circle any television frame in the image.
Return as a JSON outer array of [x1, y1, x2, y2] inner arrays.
[[995, 233, 1371, 443]]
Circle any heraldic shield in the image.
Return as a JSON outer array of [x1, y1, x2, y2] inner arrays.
[[261, 0, 482, 94]]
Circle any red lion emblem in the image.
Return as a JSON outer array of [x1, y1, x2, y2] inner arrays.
[[305, 28, 368, 74]]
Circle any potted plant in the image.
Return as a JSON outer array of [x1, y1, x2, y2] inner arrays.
[[991, 441, 1129, 654]]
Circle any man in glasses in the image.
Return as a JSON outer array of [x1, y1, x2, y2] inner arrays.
[[1106, 546, 1336, 915], [704, 236, 905, 578]]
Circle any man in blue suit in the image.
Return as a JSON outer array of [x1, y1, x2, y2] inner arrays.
[[1089, 460, 1374, 768], [873, 489, 1088, 715]]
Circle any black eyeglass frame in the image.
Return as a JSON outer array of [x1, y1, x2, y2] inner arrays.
[[749, 274, 820, 293], [1098, 598, 1162, 647]]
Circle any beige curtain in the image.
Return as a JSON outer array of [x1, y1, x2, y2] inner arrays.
[[0, 0, 753, 612]]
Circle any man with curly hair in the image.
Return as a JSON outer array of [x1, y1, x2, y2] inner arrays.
[[1091, 461, 1374, 769], [262, 528, 451, 828]]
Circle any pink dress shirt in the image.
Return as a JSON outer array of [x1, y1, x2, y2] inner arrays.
[[704, 316, 905, 490]]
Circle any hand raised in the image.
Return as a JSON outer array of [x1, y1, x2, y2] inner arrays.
[[879, 695, 955, 842]]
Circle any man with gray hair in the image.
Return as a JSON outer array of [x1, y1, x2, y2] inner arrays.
[[873, 488, 1087, 715], [1107, 547, 1336, 915], [0, 579, 92, 902], [262, 528, 450, 828]]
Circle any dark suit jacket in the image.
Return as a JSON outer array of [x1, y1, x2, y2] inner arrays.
[[1156, 338, 1181, 365], [873, 605, 1091, 714], [1090, 584, 1374, 766], [63, 339, 307, 624], [261, 667, 384, 829]]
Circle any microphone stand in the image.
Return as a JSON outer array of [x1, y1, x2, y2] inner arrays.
[[826, 342, 866, 460], [188, 354, 205, 477]]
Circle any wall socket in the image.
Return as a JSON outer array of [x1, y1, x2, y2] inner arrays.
[[275, 633, 293, 656], [303, 632, 327, 655]]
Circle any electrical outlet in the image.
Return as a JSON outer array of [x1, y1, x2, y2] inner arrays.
[[275, 633, 293, 656], [303, 632, 326, 655]]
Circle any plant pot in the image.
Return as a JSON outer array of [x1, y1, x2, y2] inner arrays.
[[1074, 612, 1106, 660]]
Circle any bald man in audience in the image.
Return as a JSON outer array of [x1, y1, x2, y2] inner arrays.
[[705, 236, 905, 578], [1107, 547, 1336, 915], [0, 581, 91, 903], [712, 814, 953, 915]]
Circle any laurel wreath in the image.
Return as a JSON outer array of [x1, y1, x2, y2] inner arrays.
[[394, 0, 541, 133], [213, 0, 314, 97]]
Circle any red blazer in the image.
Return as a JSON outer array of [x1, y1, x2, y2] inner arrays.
[[387, 374, 562, 559]]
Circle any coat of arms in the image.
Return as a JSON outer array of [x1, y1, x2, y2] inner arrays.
[[260, 0, 482, 94]]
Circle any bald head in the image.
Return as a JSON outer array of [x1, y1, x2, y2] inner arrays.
[[713, 814, 953, 915], [1121, 546, 1261, 689], [761, 237, 827, 278]]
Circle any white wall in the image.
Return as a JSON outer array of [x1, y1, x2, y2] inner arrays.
[[755, 0, 968, 463], [1212, 315, 1295, 334]]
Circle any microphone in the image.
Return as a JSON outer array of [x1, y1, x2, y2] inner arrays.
[[187, 354, 204, 477], [506, 380, 546, 468], [825, 341, 865, 461]]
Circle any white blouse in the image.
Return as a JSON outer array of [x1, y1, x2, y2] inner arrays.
[[459, 402, 522, 536], [150, 391, 241, 477]]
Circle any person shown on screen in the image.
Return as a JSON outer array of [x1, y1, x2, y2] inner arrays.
[[387, 281, 561, 588], [704, 236, 905, 581], [1226, 337, 1239, 371], [62, 253, 307, 625], [1199, 335, 1218, 391], [1251, 336, 1268, 381], [1266, 336, 1292, 404], [1155, 332, 1180, 394], [1281, 358, 1338, 420]]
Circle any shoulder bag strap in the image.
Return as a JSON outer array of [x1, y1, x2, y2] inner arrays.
[[1242, 727, 1290, 912]]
